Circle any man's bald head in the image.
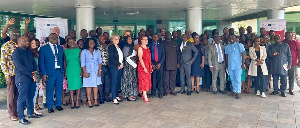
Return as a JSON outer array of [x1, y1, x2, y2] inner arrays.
[[53, 27, 60, 36], [17, 36, 29, 48]]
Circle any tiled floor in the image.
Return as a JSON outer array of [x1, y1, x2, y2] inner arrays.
[[0, 86, 300, 128]]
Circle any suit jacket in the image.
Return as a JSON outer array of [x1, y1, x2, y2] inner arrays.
[[179, 42, 198, 64], [147, 42, 165, 66], [208, 43, 225, 70], [39, 44, 64, 77], [248, 46, 268, 76], [45, 36, 66, 45], [108, 44, 122, 68], [163, 40, 180, 70]]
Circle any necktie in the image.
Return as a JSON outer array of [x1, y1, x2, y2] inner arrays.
[[53, 44, 60, 65], [217, 44, 222, 63], [182, 42, 186, 51], [154, 43, 158, 62]]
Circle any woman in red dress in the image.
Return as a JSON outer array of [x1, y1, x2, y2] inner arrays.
[[138, 36, 152, 103]]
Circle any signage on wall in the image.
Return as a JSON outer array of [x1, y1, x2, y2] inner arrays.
[[260, 19, 286, 39], [35, 18, 68, 45]]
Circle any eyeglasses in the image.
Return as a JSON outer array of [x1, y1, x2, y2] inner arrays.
[[11, 33, 19, 35]]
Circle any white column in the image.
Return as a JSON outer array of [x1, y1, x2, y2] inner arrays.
[[267, 9, 285, 19], [185, 7, 202, 34], [76, 5, 95, 39]]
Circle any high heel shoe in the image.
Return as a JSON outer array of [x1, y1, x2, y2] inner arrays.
[[88, 100, 93, 108], [143, 98, 150, 103], [94, 99, 99, 107], [70, 100, 75, 109], [75, 101, 80, 109]]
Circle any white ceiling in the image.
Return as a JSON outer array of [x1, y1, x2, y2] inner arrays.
[[0, 0, 299, 20]]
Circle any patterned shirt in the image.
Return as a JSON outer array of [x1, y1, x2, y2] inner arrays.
[[1, 40, 17, 78], [202, 44, 209, 65], [98, 44, 109, 66]]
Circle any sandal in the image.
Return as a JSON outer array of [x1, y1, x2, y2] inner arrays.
[[35, 103, 42, 110], [94, 99, 99, 106], [88, 100, 93, 108]]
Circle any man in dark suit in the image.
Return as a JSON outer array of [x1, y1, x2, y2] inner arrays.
[[148, 34, 165, 99], [177, 34, 198, 95], [39, 33, 64, 113], [44, 27, 66, 45], [163, 32, 180, 96]]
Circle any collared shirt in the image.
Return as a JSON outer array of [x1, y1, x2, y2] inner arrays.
[[208, 37, 214, 45], [49, 43, 60, 68], [225, 42, 245, 71], [12, 47, 37, 83], [98, 44, 109, 66], [151, 42, 159, 60], [180, 41, 187, 52], [284, 40, 300, 66], [215, 43, 224, 62], [0, 40, 17, 78]]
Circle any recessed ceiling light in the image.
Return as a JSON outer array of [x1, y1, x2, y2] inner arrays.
[[174, 2, 179, 4]]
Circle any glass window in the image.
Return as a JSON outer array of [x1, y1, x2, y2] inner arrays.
[[168, 21, 186, 33]]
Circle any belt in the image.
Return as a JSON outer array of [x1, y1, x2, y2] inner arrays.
[[218, 61, 224, 64], [55, 68, 61, 70]]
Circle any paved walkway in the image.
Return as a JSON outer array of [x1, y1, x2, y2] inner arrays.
[[0, 86, 299, 128]]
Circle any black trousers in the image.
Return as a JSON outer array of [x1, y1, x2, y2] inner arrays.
[[202, 65, 212, 89], [163, 70, 177, 93], [101, 65, 111, 97], [151, 67, 163, 96], [254, 66, 266, 94]]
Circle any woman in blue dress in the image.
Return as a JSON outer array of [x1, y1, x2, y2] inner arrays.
[[81, 38, 102, 108], [191, 33, 205, 93]]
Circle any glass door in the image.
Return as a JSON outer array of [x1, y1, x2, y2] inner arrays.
[[96, 24, 115, 37], [116, 24, 136, 38]]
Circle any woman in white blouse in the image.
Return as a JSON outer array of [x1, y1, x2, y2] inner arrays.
[[108, 33, 124, 105]]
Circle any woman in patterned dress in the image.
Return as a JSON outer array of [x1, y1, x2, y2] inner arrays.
[[121, 36, 138, 101]]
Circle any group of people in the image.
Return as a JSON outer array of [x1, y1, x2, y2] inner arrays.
[[1, 18, 300, 125]]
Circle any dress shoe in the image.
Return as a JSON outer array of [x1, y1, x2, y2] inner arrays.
[[9, 116, 18, 121], [43, 103, 48, 108], [187, 91, 191, 96], [281, 91, 287, 97], [19, 119, 30, 125], [219, 90, 226, 94], [289, 91, 295, 95], [28, 114, 41, 118], [229, 92, 236, 96], [149, 94, 155, 98], [236, 93, 241, 99], [177, 90, 186, 94], [55, 106, 64, 111], [213, 91, 217, 94], [104, 97, 111, 102], [271, 91, 279, 95], [170, 92, 177, 96], [158, 94, 163, 99], [48, 108, 54, 113], [163, 92, 168, 96]]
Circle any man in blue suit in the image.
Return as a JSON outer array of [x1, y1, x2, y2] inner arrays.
[[39, 33, 64, 113], [148, 34, 165, 99]]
